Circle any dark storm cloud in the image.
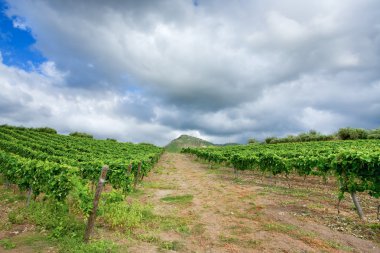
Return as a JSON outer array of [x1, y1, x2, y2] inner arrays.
[[1, 0, 380, 144]]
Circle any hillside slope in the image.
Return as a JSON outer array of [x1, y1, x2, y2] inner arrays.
[[165, 134, 213, 152]]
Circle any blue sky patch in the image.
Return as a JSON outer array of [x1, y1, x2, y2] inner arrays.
[[0, 0, 46, 70]]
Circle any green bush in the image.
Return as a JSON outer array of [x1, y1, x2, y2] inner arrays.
[[247, 138, 259, 144], [69, 132, 93, 139], [264, 137, 276, 144], [34, 127, 57, 134], [337, 128, 368, 140]]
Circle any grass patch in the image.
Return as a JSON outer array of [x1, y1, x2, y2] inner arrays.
[[0, 238, 16, 250], [326, 240, 353, 251], [245, 239, 261, 248], [0, 188, 26, 203], [219, 234, 261, 248], [153, 166, 165, 175], [8, 210, 25, 224], [206, 168, 224, 175], [219, 235, 240, 244], [263, 185, 312, 198], [159, 240, 184, 251], [228, 225, 252, 235], [59, 238, 118, 253], [143, 181, 177, 190], [160, 194, 193, 204], [99, 201, 154, 232], [127, 188, 145, 198], [136, 233, 160, 243], [158, 215, 190, 234], [191, 223, 206, 235], [263, 222, 297, 233]]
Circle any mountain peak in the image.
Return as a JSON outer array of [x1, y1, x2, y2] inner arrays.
[[165, 135, 213, 152]]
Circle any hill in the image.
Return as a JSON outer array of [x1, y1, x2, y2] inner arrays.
[[165, 134, 214, 152]]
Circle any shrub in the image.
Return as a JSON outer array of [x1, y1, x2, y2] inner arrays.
[[34, 127, 57, 134], [265, 137, 277, 144], [337, 128, 368, 140], [69, 132, 93, 139], [248, 138, 259, 144]]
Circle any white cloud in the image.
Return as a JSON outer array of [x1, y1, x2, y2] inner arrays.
[[0, 56, 175, 145], [1, 0, 380, 144]]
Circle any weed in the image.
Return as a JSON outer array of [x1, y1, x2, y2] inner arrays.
[[326, 240, 353, 251], [263, 185, 311, 198], [191, 223, 206, 235], [263, 222, 297, 233], [58, 238, 118, 253], [245, 239, 261, 248], [143, 181, 176, 190], [160, 194, 193, 204], [0, 238, 16, 250], [8, 210, 25, 224], [127, 188, 145, 198], [22, 201, 84, 238], [136, 233, 160, 243], [219, 235, 240, 244], [100, 201, 153, 231], [159, 240, 184, 251], [158, 215, 190, 234], [0, 189, 26, 203], [228, 225, 252, 235]]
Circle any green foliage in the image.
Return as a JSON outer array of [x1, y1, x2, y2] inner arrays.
[[368, 128, 380, 139], [23, 200, 84, 238], [34, 127, 57, 134], [99, 201, 153, 231], [0, 124, 162, 202], [247, 138, 259, 144], [0, 238, 16, 250], [265, 137, 277, 144], [8, 210, 25, 224], [69, 132, 94, 139], [337, 128, 368, 140], [183, 140, 380, 199], [59, 238, 118, 253], [69, 178, 93, 215], [265, 130, 335, 144]]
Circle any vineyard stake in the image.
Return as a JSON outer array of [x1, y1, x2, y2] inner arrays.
[[26, 187, 33, 207], [84, 165, 109, 243], [134, 162, 142, 189], [127, 164, 132, 174], [350, 192, 365, 221]]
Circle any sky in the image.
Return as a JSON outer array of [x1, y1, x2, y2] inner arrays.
[[0, 0, 379, 146]]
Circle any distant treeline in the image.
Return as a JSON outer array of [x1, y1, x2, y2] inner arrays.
[[255, 128, 380, 144]]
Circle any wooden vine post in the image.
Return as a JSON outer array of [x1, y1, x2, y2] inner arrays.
[[350, 192, 365, 221], [133, 162, 142, 189], [84, 165, 109, 243], [26, 187, 33, 207]]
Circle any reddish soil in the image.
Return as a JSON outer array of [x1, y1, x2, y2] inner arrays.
[[128, 152, 379, 253]]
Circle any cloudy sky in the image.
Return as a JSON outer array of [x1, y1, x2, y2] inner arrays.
[[0, 0, 379, 145]]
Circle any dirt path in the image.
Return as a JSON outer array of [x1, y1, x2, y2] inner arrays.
[[128, 153, 379, 253]]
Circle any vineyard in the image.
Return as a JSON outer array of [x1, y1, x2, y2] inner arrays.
[[182, 140, 380, 220], [1, 126, 380, 252], [0, 125, 162, 200], [0, 125, 163, 250]]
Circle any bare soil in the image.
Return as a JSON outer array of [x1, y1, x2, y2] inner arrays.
[[128, 152, 379, 253]]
